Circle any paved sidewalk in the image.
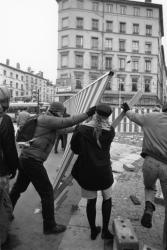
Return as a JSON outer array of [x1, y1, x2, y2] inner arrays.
[[58, 145, 164, 250], [2, 138, 165, 250]]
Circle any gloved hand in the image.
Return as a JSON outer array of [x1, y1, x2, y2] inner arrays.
[[121, 103, 130, 113], [86, 106, 96, 117], [9, 170, 16, 179]]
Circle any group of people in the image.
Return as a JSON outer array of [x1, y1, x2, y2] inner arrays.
[[0, 84, 166, 250]]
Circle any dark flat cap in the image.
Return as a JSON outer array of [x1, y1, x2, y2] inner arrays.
[[96, 104, 112, 117]]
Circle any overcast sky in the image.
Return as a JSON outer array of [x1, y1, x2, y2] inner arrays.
[[0, 0, 166, 83]]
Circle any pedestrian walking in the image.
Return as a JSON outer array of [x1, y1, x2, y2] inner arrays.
[[54, 107, 70, 153], [121, 102, 167, 250], [0, 86, 20, 246], [71, 104, 115, 241], [9, 101, 96, 235]]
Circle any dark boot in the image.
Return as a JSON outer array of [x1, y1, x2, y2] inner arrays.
[[43, 222, 66, 235], [141, 201, 155, 228]]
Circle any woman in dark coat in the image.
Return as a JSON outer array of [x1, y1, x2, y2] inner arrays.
[[71, 104, 115, 241]]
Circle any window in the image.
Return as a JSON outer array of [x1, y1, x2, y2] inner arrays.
[[134, 7, 140, 16], [10, 81, 12, 87], [3, 70, 6, 76], [16, 82, 18, 88], [92, 1, 99, 11], [120, 22, 126, 33], [106, 21, 113, 32], [75, 54, 83, 68], [92, 19, 99, 31], [61, 54, 68, 68], [91, 55, 98, 69], [62, 35, 68, 48], [132, 78, 138, 92], [77, 0, 83, 9], [21, 75, 24, 81], [120, 5, 126, 15], [62, 17, 69, 29], [105, 3, 113, 13], [76, 35, 83, 48], [119, 39, 125, 51], [132, 41, 139, 52], [3, 80, 6, 85], [16, 74, 18, 79], [144, 79, 151, 92], [145, 42, 152, 54], [146, 25, 152, 36], [118, 77, 125, 91], [105, 38, 112, 50], [91, 37, 98, 49], [16, 91, 18, 96], [132, 60, 139, 72], [62, 0, 68, 9], [76, 79, 82, 89], [105, 57, 112, 70], [133, 24, 139, 34], [76, 17, 83, 29], [145, 59, 151, 72], [119, 58, 125, 71], [10, 72, 13, 78], [147, 9, 153, 17]]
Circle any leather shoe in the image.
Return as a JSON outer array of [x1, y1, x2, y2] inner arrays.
[[44, 223, 66, 235]]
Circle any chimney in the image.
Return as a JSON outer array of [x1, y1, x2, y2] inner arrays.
[[27, 67, 31, 73], [145, 0, 152, 3], [39, 71, 43, 78], [16, 63, 20, 69], [6, 59, 10, 66]]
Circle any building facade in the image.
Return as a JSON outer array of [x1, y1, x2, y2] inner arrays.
[[56, 0, 167, 107], [0, 59, 57, 103]]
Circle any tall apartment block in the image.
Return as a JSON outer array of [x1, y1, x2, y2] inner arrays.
[[56, 0, 167, 107]]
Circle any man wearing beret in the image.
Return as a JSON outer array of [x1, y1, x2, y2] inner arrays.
[[10, 102, 96, 235], [121, 102, 167, 250]]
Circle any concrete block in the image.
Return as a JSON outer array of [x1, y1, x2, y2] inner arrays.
[[123, 163, 135, 172], [113, 217, 139, 250], [112, 161, 124, 173], [142, 244, 158, 250]]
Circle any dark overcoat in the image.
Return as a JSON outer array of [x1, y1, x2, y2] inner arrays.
[[71, 124, 115, 191]]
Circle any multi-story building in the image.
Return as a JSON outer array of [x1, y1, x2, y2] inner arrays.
[[0, 59, 56, 103], [56, 0, 167, 107]]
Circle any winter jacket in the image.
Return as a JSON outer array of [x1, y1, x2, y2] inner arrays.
[[126, 110, 167, 164], [0, 114, 19, 176], [20, 112, 89, 162], [71, 124, 115, 191]]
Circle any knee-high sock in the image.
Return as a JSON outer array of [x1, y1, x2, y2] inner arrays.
[[102, 198, 112, 232], [86, 198, 97, 230]]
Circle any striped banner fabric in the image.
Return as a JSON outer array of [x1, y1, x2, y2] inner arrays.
[[53, 71, 114, 200]]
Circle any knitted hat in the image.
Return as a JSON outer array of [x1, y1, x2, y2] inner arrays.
[[49, 102, 65, 115], [96, 104, 112, 117], [0, 86, 10, 109]]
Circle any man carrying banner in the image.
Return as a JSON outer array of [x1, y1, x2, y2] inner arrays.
[[121, 102, 167, 250], [10, 101, 96, 235]]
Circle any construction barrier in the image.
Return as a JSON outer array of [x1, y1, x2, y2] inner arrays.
[[109, 107, 154, 133]]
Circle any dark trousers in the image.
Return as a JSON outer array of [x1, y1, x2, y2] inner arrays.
[[9, 157, 55, 227]]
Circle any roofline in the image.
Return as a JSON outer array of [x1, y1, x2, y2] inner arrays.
[[55, 0, 164, 36], [0, 63, 49, 81]]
